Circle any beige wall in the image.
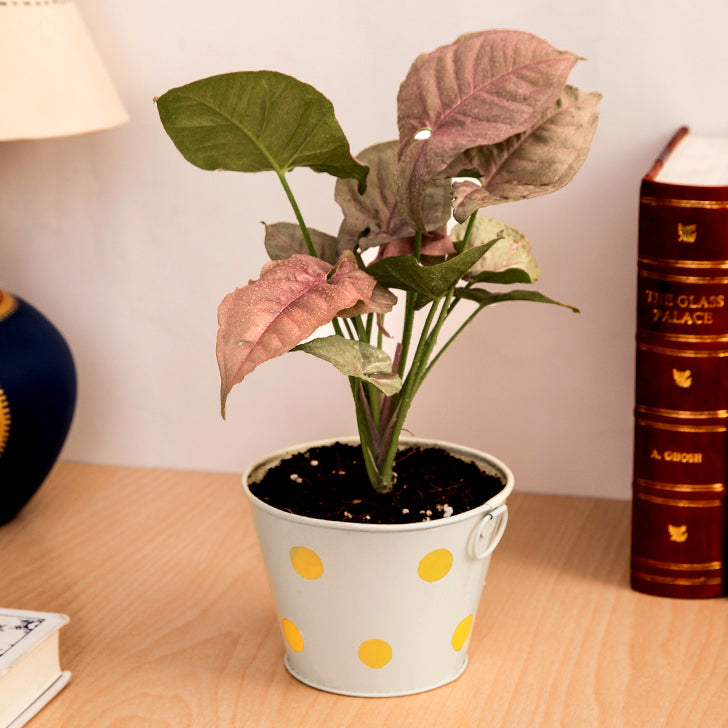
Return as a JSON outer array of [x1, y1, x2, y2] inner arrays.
[[2, 0, 725, 498]]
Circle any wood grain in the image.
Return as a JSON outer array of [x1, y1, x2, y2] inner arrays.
[[1, 463, 726, 727]]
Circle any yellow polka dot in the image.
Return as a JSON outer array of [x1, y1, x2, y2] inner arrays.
[[417, 548, 453, 582], [289, 546, 324, 580], [281, 618, 304, 653], [452, 614, 473, 651], [358, 639, 392, 669]]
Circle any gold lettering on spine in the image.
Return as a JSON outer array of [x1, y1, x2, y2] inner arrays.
[[641, 281, 726, 327], [0, 388, 9, 457], [668, 524, 688, 542], [664, 451, 703, 464]]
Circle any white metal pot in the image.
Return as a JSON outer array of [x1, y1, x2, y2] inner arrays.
[[242, 437, 514, 697]]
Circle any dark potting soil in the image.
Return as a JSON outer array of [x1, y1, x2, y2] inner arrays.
[[248, 441, 505, 525]]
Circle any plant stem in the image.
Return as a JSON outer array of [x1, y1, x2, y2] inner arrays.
[[353, 385, 390, 493], [377, 297, 440, 486], [276, 169, 316, 257], [455, 212, 477, 254], [270, 165, 392, 490], [397, 293, 415, 379], [365, 313, 373, 343], [413, 230, 422, 259], [396, 231, 423, 379], [342, 316, 356, 340]]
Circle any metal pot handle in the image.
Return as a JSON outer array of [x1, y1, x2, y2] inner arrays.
[[469, 504, 508, 560]]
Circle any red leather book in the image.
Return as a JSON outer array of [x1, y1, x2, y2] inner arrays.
[[631, 127, 728, 598]]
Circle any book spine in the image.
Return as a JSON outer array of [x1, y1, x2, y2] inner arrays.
[[631, 173, 728, 598]]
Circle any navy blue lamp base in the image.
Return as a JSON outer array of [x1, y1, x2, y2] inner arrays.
[[0, 291, 77, 524]]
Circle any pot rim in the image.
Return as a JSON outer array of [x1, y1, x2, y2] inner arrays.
[[242, 436, 514, 533]]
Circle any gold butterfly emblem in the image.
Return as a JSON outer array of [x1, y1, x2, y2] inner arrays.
[[668, 524, 688, 543], [677, 223, 697, 243], [672, 368, 692, 388]]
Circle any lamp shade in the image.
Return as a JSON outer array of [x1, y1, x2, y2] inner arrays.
[[0, 1, 128, 140]]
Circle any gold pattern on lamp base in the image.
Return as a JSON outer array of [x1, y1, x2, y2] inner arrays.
[[0, 291, 18, 323], [0, 388, 10, 457]]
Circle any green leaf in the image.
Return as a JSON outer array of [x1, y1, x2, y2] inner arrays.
[[454, 287, 579, 312], [157, 71, 368, 192], [294, 336, 402, 395], [468, 269, 533, 285], [366, 245, 495, 305]]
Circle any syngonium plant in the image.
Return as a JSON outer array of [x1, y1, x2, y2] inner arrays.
[[156, 29, 600, 494]]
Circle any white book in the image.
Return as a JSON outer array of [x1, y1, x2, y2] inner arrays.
[[654, 132, 728, 186], [0, 609, 70, 728]]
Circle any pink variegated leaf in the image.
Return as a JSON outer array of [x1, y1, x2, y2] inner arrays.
[[396, 30, 579, 230], [452, 180, 491, 223], [336, 141, 451, 251], [376, 232, 457, 260], [444, 86, 602, 210], [216, 251, 378, 415], [337, 283, 397, 318]]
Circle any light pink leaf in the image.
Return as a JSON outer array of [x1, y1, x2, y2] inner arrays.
[[446, 86, 601, 216], [376, 232, 457, 260], [396, 30, 579, 229], [452, 181, 491, 223], [216, 251, 377, 414], [337, 283, 397, 318], [335, 141, 451, 252]]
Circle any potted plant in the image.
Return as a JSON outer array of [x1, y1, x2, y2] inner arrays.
[[156, 28, 600, 696]]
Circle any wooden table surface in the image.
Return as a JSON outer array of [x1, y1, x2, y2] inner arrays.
[[2, 462, 727, 727]]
